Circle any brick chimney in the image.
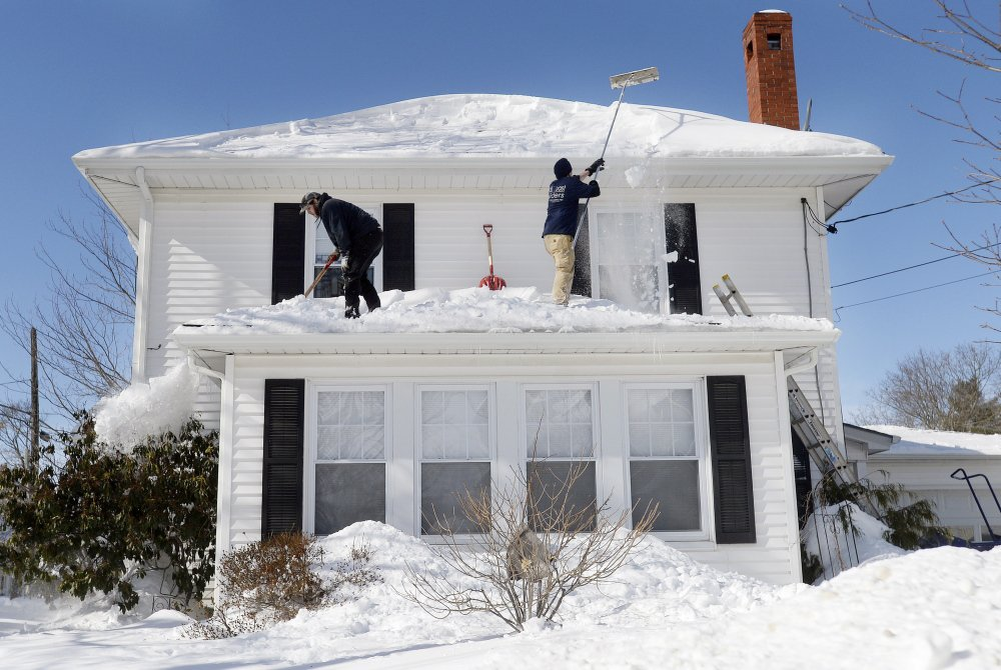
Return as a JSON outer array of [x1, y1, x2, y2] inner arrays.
[[743, 10, 800, 130]]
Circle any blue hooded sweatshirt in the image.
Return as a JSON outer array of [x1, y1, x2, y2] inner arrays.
[[541, 158, 601, 237]]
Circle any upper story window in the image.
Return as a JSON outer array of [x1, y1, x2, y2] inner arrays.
[[591, 209, 665, 313], [306, 206, 380, 298]]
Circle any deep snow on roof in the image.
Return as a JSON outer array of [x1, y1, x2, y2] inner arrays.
[[173, 286, 836, 336], [868, 425, 1001, 457], [74, 94, 883, 161]]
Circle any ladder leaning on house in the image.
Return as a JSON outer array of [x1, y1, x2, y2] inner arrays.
[[712, 274, 857, 490]]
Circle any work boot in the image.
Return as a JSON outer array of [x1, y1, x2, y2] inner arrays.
[[345, 306, 361, 319]]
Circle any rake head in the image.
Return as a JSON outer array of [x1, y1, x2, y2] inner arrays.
[[609, 67, 660, 89]]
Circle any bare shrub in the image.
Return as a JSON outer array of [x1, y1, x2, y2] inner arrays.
[[403, 459, 658, 632], [186, 533, 380, 639]]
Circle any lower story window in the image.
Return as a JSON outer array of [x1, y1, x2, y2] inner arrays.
[[524, 387, 597, 532], [627, 385, 703, 533], [419, 387, 492, 534], [314, 388, 387, 534]]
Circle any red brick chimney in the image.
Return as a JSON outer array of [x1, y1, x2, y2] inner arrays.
[[743, 10, 800, 130]]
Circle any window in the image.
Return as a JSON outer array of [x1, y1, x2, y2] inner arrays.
[[524, 387, 597, 531], [419, 387, 493, 534], [313, 388, 387, 534], [307, 206, 380, 298], [767, 33, 782, 50], [626, 385, 707, 534], [592, 210, 665, 313]]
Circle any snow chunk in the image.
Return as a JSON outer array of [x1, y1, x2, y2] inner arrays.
[[93, 361, 200, 450]]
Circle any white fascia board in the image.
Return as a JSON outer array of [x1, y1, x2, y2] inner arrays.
[[72, 154, 894, 183], [172, 328, 839, 357]]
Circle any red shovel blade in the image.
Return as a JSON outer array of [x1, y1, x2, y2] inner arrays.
[[479, 275, 506, 290]]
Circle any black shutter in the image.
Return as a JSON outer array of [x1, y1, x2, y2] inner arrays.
[[382, 203, 415, 291], [262, 379, 304, 537], [707, 376, 756, 544], [664, 203, 702, 314], [571, 209, 591, 297], [272, 203, 305, 304]]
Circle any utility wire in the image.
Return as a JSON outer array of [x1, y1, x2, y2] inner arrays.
[[831, 178, 1000, 226], [832, 242, 1001, 288], [834, 270, 996, 318]]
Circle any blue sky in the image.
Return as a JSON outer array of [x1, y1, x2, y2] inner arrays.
[[0, 0, 996, 417]]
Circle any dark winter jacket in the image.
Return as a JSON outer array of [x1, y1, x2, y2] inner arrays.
[[542, 175, 600, 237], [316, 194, 381, 254]]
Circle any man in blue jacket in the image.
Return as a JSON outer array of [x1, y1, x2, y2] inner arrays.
[[542, 157, 602, 305], [301, 192, 383, 319]]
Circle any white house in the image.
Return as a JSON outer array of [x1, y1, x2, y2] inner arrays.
[[72, 12, 891, 585], [865, 425, 1001, 545]]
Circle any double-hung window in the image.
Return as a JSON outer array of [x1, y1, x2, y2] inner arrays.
[[419, 386, 492, 535], [524, 386, 597, 532], [312, 387, 388, 535], [592, 209, 665, 313], [626, 384, 708, 535]]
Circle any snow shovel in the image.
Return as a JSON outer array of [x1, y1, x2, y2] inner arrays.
[[573, 66, 660, 247], [304, 251, 339, 298], [479, 224, 506, 290]]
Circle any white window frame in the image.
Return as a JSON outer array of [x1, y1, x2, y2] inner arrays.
[[520, 383, 601, 530], [304, 382, 392, 535], [304, 202, 384, 298], [415, 383, 496, 538], [587, 204, 667, 314], [622, 380, 713, 541]]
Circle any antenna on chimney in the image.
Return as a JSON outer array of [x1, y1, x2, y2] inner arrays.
[[802, 98, 813, 132]]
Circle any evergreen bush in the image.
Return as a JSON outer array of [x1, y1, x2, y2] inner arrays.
[[0, 411, 217, 611]]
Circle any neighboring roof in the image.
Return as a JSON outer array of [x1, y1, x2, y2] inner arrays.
[[867, 425, 1001, 458], [844, 423, 900, 455], [172, 286, 839, 356], [72, 94, 892, 238]]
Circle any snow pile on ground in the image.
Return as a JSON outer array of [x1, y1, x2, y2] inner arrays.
[[867, 424, 1001, 456], [3, 520, 1001, 668], [803, 502, 909, 583], [92, 360, 201, 449], [174, 286, 835, 335], [74, 94, 884, 161]]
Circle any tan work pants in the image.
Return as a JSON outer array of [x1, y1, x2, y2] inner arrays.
[[544, 234, 574, 305]]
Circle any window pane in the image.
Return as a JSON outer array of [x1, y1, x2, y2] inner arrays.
[[422, 389, 491, 460], [630, 460, 700, 532], [421, 462, 491, 534], [527, 461, 596, 532], [627, 388, 695, 457], [525, 389, 593, 458], [315, 463, 386, 535], [317, 391, 385, 460]]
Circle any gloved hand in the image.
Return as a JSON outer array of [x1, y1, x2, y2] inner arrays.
[[340, 254, 349, 271], [586, 158, 605, 176]]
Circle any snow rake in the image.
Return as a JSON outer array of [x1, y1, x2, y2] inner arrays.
[[479, 224, 506, 290], [573, 66, 660, 247]]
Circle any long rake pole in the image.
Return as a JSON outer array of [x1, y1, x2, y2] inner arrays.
[[572, 67, 659, 247]]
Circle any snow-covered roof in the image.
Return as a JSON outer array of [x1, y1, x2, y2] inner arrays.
[[867, 425, 1001, 458], [172, 287, 839, 356], [72, 94, 892, 239], [75, 94, 882, 161]]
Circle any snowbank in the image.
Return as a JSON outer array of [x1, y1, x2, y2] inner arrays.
[[93, 361, 201, 449], [74, 94, 884, 161], [174, 286, 835, 335], [2, 521, 1001, 668], [803, 502, 908, 583]]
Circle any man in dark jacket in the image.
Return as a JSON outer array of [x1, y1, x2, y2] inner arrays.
[[542, 157, 602, 305], [301, 192, 383, 319]]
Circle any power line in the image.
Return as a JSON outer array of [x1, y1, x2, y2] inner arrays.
[[832, 178, 1000, 226], [832, 242, 1001, 288], [834, 271, 996, 318]]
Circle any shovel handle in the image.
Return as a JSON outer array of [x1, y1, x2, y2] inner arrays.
[[483, 224, 493, 237]]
